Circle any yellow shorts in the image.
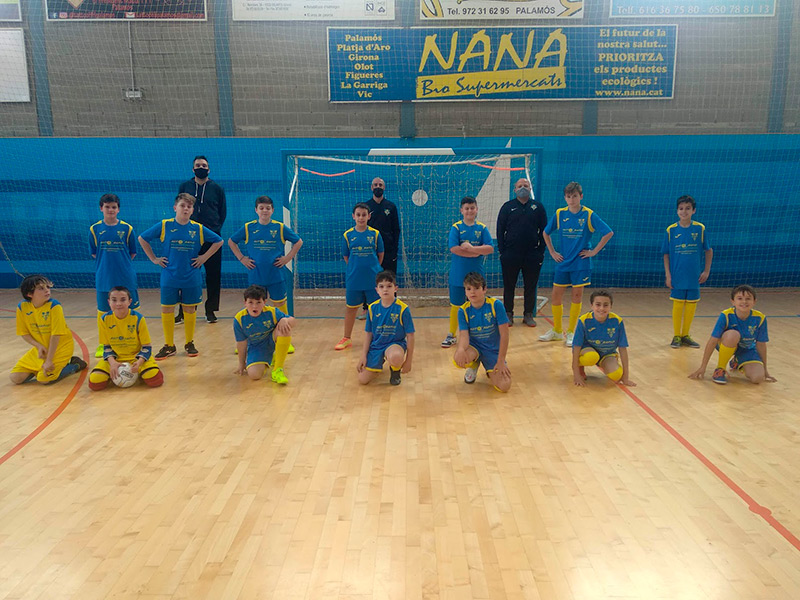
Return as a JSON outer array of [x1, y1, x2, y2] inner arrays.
[[91, 356, 160, 381], [12, 338, 75, 383]]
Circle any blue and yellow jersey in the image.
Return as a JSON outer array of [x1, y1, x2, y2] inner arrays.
[[573, 311, 629, 355], [89, 220, 138, 293], [230, 219, 301, 286], [139, 219, 223, 288], [661, 221, 711, 290], [342, 226, 384, 290], [366, 298, 415, 351], [99, 309, 152, 362], [233, 306, 288, 348], [448, 220, 493, 286], [16, 298, 73, 354], [711, 308, 768, 350], [457, 296, 509, 354], [544, 206, 612, 272]]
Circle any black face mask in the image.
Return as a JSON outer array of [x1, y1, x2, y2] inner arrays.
[[372, 188, 384, 198], [194, 167, 209, 179]]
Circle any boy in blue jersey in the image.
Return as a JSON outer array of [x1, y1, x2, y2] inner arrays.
[[540, 182, 614, 348], [89, 286, 163, 391], [441, 196, 494, 348], [89, 193, 139, 358], [662, 195, 713, 349], [572, 290, 635, 387], [138, 193, 223, 360], [453, 272, 512, 392], [689, 285, 776, 385], [357, 271, 415, 386], [10, 275, 87, 385], [233, 285, 294, 384], [336, 203, 384, 351]]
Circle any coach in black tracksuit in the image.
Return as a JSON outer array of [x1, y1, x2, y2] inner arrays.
[[366, 177, 401, 274], [496, 178, 547, 327]]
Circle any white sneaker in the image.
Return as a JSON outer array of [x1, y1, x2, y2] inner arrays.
[[464, 366, 477, 384], [356, 309, 367, 321], [538, 329, 563, 342], [565, 332, 574, 347], [441, 334, 457, 348]]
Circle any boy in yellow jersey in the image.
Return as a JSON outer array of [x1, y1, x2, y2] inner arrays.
[[571, 290, 635, 387], [88, 286, 164, 391], [233, 285, 295, 384], [10, 275, 86, 385], [689, 284, 776, 385]]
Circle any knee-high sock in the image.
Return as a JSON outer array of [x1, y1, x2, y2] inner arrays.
[[717, 343, 736, 370], [142, 368, 163, 387], [275, 300, 289, 315], [681, 302, 697, 337], [568, 302, 582, 334], [579, 350, 600, 367], [551, 304, 563, 333], [449, 305, 459, 336], [184, 311, 197, 344], [274, 336, 291, 369], [672, 300, 684, 337], [161, 312, 175, 346]]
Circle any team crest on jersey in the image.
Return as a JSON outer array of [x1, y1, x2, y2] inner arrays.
[[390, 313, 398, 323], [484, 313, 493, 323], [117, 231, 125, 239], [384, 209, 390, 216], [270, 230, 277, 238], [607, 327, 616, 338], [692, 233, 698, 241], [474, 231, 481, 241], [748, 325, 756, 335], [367, 235, 374, 244], [128, 324, 136, 333], [40, 311, 50, 320], [189, 231, 196, 239], [578, 218, 586, 227]]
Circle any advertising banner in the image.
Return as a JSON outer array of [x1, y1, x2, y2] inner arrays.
[[610, 0, 774, 17], [234, 0, 394, 21], [420, 0, 583, 20], [46, 0, 206, 21]]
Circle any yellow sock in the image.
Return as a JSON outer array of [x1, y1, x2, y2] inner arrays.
[[568, 302, 582, 333], [275, 300, 289, 315], [717, 344, 736, 370], [449, 305, 459, 336], [467, 359, 479, 370], [274, 336, 291, 369], [161, 312, 175, 345], [681, 302, 697, 337], [672, 300, 684, 337], [184, 311, 197, 344], [552, 304, 563, 333], [579, 350, 600, 367], [607, 366, 623, 382]]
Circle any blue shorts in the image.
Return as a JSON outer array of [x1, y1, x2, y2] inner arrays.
[[670, 288, 701, 302], [264, 280, 287, 303], [346, 287, 379, 308], [449, 286, 466, 306], [733, 346, 763, 369], [161, 286, 202, 307], [580, 346, 619, 364], [470, 344, 500, 372], [365, 341, 407, 372], [553, 269, 591, 287], [97, 289, 140, 312], [246, 338, 276, 368]]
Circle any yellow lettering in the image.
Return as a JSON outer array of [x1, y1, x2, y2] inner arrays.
[[532, 29, 567, 71], [458, 29, 491, 72], [493, 31, 535, 71], [418, 32, 459, 72]]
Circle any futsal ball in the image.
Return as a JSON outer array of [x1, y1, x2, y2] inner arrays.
[[112, 362, 139, 388]]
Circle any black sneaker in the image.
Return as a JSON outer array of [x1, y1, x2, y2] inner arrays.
[[506, 313, 514, 327], [185, 341, 199, 357], [174, 310, 184, 324], [389, 369, 401, 386], [69, 356, 88, 372], [206, 311, 218, 324], [155, 344, 177, 360]]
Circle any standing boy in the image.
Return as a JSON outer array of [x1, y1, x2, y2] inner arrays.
[[336, 203, 384, 351], [88, 286, 163, 391], [357, 271, 415, 386], [662, 195, 713, 348], [453, 272, 512, 392], [138, 193, 223, 359], [89, 193, 139, 358], [10, 275, 86, 384], [539, 182, 614, 347], [442, 196, 494, 348]]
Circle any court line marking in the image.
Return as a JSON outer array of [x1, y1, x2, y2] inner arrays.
[[0, 331, 89, 467]]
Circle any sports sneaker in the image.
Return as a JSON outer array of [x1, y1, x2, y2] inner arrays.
[[681, 335, 700, 348], [356, 308, 367, 321], [389, 369, 401, 386], [334, 337, 352, 351], [271, 367, 288, 385], [670, 336, 682, 349], [441, 334, 457, 348], [95, 344, 104, 358], [538, 329, 563, 342], [565, 332, 575, 348], [206, 311, 218, 324], [729, 355, 739, 371], [712, 368, 727, 384], [506, 313, 513, 327], [155, 344, 177, 360], [288, 344, 296, 354], [69, 356, 88, 372], [174, 311, 184, 325], [464, 366, 477, 384], [184, 341, 199, 357], [522, 313, 537, 327]]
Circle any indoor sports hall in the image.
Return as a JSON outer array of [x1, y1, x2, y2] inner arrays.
[[1, 1, 799, 598]]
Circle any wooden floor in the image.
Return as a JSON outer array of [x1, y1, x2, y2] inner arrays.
[[1, 288, 798, 600]]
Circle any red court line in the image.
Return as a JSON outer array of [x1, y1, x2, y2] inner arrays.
[[0, 331, 89, 467]]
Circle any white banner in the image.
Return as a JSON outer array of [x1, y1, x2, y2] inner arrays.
[[234, 0, 395, 21], [0, 0, 21, 22], [420, 0, 583, 20], [0, 29, 29, 102]]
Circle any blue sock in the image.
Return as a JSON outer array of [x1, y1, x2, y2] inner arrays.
[[54, 362, 79, 382]]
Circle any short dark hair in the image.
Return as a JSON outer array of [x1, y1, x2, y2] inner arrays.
[[99, 193, 120, 208], [375, 270, 396, 285], [353, 202, 370, 214], [255, 195, 274, 208], [20, 274, 52, 300], [590, 289, 614, 305], [175, 192, 196, 207], [243, 285, 267, 301], [193, 155, 208, 164], [460, 196, 477, 207], [109, 286, 131, 300], [564, 181, 583, 196], [731, 284, 756, 300], [463, 271, 486, 289], [677, 195, 696, 210]]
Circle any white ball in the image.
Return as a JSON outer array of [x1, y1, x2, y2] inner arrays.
[[112, 362, 139, 388]]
